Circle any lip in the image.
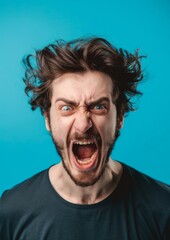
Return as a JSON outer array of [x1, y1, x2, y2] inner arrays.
[[70, 139, 98, 172]]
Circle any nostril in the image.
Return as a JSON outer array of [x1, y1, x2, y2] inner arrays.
[[74, 117, 93, 133], [88, 119, 93, 128]]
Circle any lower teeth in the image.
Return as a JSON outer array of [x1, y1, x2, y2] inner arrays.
[[76, 154, 94, 165], [77, 159, 92, 165]]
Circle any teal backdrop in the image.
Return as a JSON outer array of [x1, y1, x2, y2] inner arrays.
[[0, 0, 170, 195]]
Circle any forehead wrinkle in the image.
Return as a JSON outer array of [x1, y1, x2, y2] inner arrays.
[[54, 89, 113, 107], [51, 72, 114, 105]]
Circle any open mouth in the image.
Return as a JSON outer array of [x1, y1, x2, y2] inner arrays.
[[72, 141, 98, 170]]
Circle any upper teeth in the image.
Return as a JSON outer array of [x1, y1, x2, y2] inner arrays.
[[75, 141, 94, 145]]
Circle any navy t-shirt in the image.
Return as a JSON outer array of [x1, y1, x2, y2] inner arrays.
[[0, 163, 170, 240]]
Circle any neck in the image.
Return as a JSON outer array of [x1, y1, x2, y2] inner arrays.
[[49, 159, 123, 204]]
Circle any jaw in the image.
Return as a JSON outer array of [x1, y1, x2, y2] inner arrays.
[[59, 138, 106, 187], [51, 127, 117, 188], [60, 131, 115, 187]]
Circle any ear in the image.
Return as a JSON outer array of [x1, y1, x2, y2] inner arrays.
[[117, 115, 124, 130], [44, 112, 51, 132]]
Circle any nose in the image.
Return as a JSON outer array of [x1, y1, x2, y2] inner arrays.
[[74, 111, 92, 134]]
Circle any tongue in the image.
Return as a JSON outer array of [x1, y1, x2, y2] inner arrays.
[[74, 144, 96, 159]]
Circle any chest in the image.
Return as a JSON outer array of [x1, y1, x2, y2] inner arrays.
[[7, 199, 161, 240]]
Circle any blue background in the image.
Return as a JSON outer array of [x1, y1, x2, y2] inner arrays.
[[0, 0, 170, 195]]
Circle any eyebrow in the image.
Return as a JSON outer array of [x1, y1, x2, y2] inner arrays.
[[55, 98, 79, 106], [55, 97, 110, 106], [87, 97, 110, 106]]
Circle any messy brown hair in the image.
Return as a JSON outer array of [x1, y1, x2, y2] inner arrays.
[[23, 37, 144, 118]]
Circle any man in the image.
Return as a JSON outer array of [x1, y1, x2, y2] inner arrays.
[[0, 37, 170, 239]]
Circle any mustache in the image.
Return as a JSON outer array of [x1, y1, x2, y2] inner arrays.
[[68, 129, 101, 145], [74, 132, 100, 140]]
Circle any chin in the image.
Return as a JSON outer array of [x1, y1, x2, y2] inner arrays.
[[51, 129, 119, 187], [62, 159, 107, 187]]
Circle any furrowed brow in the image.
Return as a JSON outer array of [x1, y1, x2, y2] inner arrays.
[[87, 97, 110, 106], [55, 98, 78, 106]]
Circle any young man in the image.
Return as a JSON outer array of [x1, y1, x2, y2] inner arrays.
[[0, 37, 170, 239]]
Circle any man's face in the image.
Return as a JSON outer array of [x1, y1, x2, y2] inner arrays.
[[45, 71, 122, 187]]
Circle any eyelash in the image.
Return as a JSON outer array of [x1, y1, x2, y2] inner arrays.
[[92, 104, 106, 109], [59, 103, 108, 115], [61, 105, 73, 111], [91, 104, 108, 114]]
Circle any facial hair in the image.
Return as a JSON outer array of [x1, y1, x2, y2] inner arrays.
[[50, 127, 120, 187]]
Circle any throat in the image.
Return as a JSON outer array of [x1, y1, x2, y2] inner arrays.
[[81, 194, 95, 204]]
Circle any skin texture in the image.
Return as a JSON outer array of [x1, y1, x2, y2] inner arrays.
[[45, 71, 123, 204]]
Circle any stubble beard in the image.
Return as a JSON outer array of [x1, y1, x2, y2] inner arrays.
[[50, 129, 120, 187]]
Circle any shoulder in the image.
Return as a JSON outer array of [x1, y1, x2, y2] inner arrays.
[[0, 169, 49, 213], [0, 169, 51, 237], [125, 164, 170, 193], [122, 164, 170, 238], [122, 163, 170, 210], [121, 163, 170, 237]]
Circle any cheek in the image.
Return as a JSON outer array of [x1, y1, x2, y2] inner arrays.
[[51, 116, 75, 142], [93, 115, 117, 139]]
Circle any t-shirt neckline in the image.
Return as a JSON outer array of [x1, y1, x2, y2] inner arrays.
[[46, 162, 129, 209]]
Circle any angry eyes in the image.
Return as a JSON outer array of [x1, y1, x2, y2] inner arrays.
[[60, 103, 109, 116], [61, 106, 73, 111]]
